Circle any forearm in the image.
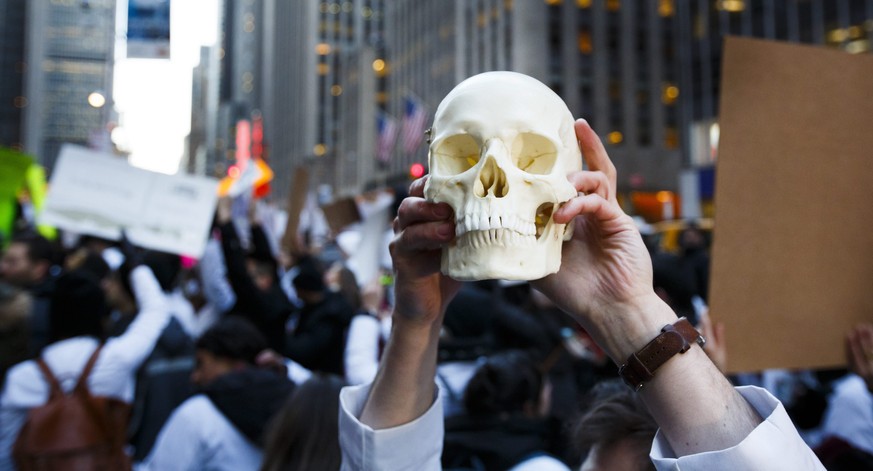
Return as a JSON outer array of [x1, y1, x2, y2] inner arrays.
[[199, 238, 236, 313], [359, 317, 442, 429], [218, 222, 261, 306], [106, 266, 171, 369], [586, 294, 761, 456]]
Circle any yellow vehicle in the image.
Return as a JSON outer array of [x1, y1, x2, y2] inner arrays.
[[650, 218, 714, 254]]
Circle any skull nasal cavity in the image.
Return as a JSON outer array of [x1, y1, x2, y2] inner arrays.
[[474, 157, 508, 198]]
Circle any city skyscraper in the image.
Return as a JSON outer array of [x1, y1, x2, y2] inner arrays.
[[0, 0, 27, 150], [20, 0, 116, 172], [198, 0, 872, 199]]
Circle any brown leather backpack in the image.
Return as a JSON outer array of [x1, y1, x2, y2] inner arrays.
[[12, 346, 132, 471]]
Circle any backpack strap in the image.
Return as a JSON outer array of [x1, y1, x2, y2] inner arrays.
[[34, 357, 64, 400], [74, 344, 103, 392]]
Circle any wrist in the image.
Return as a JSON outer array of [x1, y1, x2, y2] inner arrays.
[[584, 293, 678, 364]]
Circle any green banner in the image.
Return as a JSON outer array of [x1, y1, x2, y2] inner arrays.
[[25, 164, 56, 240], [0, 148, 34, 198]]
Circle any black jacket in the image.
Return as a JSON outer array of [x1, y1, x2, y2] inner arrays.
[[204, 368, 295, 445], [219, 222, 293, 351], [285, 292, 354, 376], [442, 414, 563, 470]]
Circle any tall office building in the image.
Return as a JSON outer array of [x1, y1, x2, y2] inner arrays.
[[207, 0, 873, 199], [259, 0, 388, 201], [670, 0, 873, 169], [212, 0, 265, 180], [20, 0, 116, 172], [0, 0, 27, 150], [185, 46, 222, 176], [383, 0, 684, 191]]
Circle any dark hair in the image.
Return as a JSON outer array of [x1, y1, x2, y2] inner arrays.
[[48, 271, 110, 343], [12, 232, 58, 265], [463, 349, 543, 417], [0, 283, 32, 387], [75, 252, 111, 281], [260, 374, 346, 471], [292, 263, 325, 293], [196, 316, 268, 364], [247, 255, 279, 283], [335, 265, 362, 311], [574, 379, 657, 470], [143, 251, 182, 292]]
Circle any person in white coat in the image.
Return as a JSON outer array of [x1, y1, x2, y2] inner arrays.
[[140, 316, 294, 471], [0, 262, 170, 468], [337, 119, 826, 470]]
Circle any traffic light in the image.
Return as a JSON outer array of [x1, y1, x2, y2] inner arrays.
[[409, 163, 426, 179]]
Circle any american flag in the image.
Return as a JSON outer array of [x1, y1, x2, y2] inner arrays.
[[376, 112, 399, 163], [400, 96, 429, 155]]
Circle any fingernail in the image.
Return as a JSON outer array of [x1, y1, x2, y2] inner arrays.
[[437, 224, 453, 237]]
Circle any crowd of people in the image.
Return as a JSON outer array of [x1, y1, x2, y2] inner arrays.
[[0, 119, 871, 470]]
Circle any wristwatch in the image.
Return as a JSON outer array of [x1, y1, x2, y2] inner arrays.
[[618, 317, 706, 391]]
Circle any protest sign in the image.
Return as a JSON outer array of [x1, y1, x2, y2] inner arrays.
[[709, 37, 873, 373], [346, 190, 394, 286], [281, 167, 309, 254], [41, 145, 218, 257], [321, 197, 361, 235]]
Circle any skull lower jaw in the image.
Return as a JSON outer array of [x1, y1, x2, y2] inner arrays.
[[441, 226, 566, 281]]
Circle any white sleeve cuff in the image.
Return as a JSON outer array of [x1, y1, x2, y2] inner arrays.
[[339, 383, 443, 471], [650, 385, 825, 470]]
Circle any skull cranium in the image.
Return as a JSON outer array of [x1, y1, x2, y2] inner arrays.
[[424, 71, 582, 281]]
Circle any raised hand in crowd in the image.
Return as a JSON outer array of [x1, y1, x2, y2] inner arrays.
[[846, 323, 873, 393], [698, 311, 727, 374]]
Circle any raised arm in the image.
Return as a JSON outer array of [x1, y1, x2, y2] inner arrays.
[[358, 181, 459, 429], [198, 237, 236, 314], [534, 120, 815, 463]]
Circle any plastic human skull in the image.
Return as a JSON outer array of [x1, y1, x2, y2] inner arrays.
[[424, 71, 582, 281]]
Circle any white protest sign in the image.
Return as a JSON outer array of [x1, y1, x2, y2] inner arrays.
[[347, 191, 394, 286], [41, 145, 219, 257]]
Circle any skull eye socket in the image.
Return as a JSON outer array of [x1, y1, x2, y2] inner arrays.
[[433, 134, 480, 176], [512, 133, 558, 175]]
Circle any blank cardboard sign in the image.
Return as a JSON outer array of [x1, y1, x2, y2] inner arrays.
[[709, 37, 873, 373]]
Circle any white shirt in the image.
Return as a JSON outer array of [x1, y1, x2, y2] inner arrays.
[[338, 383, 825, 471], [344, 315, 391, 386], [509, 455, 570, 471], [0, 266, 170, 469], [820, 374, 873, 456], [138, 395, 262, 471]]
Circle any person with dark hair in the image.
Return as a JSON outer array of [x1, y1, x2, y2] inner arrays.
[[141, 316, 294, 471], [104, 249, 198, 462], [575, 380, 658, 471], [0, 255, 170, 468], [0, 232, 62, 353], [333, 263, 391, 386], [442, 350, 568, 470], [215, 196, 294, 352], [285, 261, 355, 376], [0, 283, 32, 390], [651, 223, 710, 326], [260, 373, 346, 471], [337, 120, 824, 469]]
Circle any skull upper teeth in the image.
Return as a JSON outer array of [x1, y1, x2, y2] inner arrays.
[[455, 212, 536, 238]]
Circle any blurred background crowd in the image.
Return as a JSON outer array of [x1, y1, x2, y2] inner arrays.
[[0, 186, 871, 471]]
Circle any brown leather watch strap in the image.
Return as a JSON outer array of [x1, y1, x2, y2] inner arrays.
[[618, 317, 706, 391]]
